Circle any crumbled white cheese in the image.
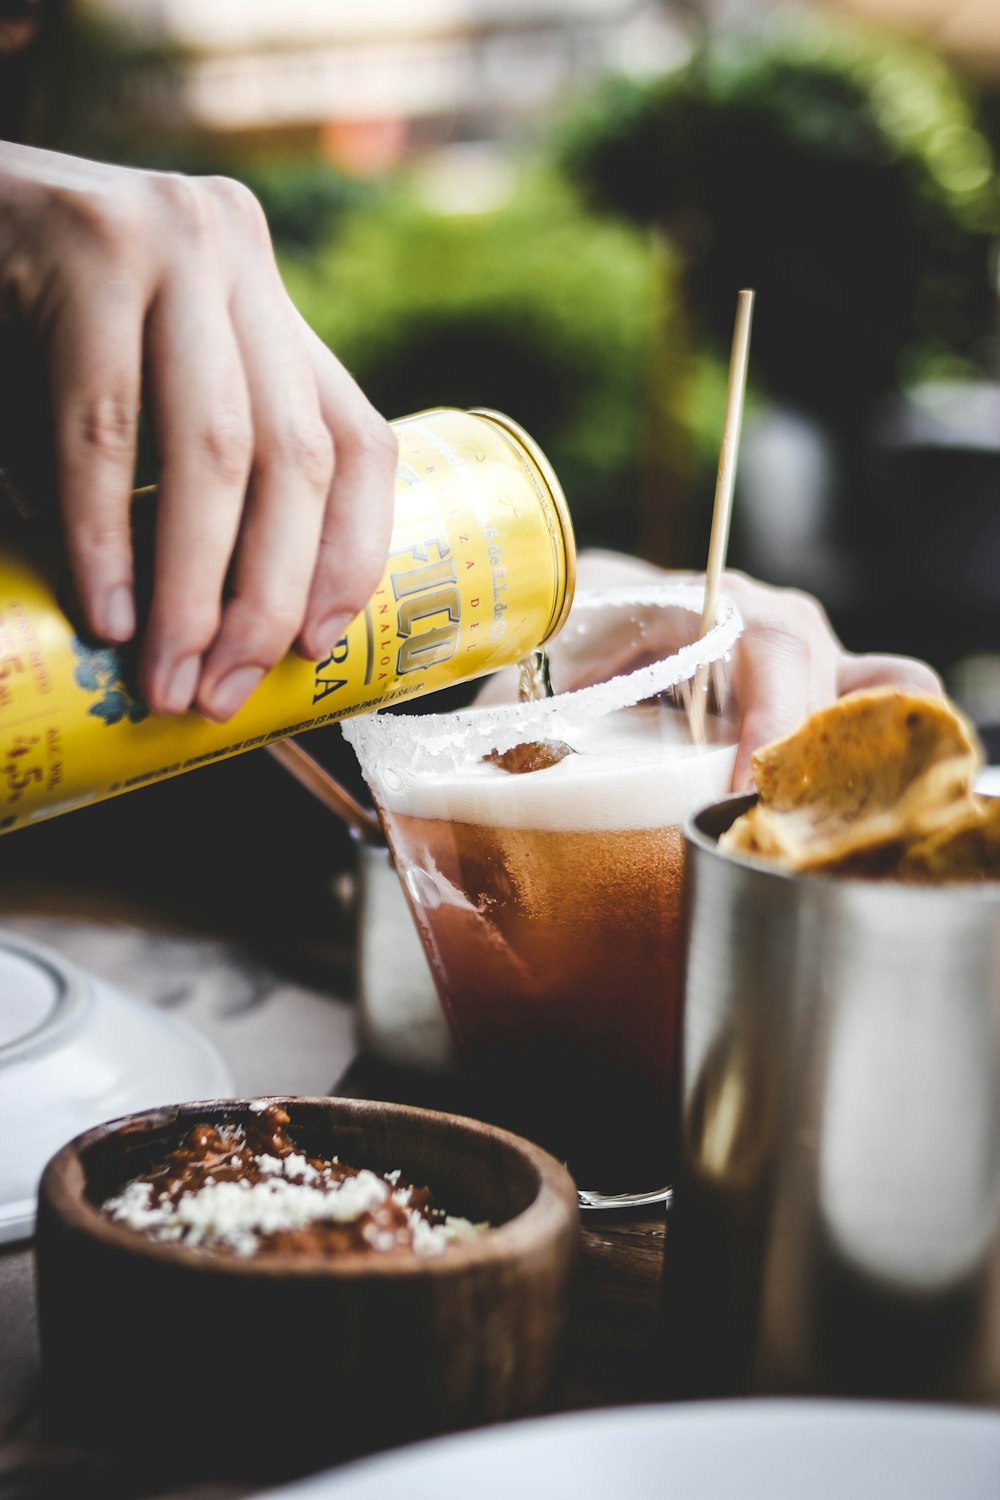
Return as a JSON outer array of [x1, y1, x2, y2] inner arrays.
[[285, 1154, 319, 1183], [102, 1149, 487, 1259], [410, 1210, 484, 1257], [103, 1179, 158, 1229], [363, 1223, 405, 1253]]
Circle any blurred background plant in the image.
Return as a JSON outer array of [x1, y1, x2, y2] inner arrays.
[[280, 176, 660, 556], [16, 7, 1000, 548], [559, 24, 1000, 411], [21, 0, 1000, 672], [555, 16, 1000, 675]]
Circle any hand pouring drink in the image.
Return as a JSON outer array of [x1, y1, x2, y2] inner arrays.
[[0, 408, 573, 833]]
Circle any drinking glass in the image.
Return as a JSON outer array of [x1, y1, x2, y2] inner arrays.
[[342, 584, 742, 1206]]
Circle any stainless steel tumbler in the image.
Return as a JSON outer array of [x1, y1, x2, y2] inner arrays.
[[661, 793, 1000, 1406]]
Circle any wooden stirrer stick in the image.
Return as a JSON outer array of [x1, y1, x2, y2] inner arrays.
[[688, 287, 755, 744], [266, 736, 386, 846]]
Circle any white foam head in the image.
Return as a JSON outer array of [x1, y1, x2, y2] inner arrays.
[[341, 584, 743, 822], [381, 706, 739, 830]]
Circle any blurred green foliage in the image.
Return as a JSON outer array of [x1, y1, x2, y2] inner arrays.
[[557, 17, 1000, 434], [281, 176, 660, 552], [236, 158, 379, 251], [28, 5, 1000, 571]]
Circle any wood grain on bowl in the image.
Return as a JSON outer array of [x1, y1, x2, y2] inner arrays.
[[34, 1095, 580, 1483]]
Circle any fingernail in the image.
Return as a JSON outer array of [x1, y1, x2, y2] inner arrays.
[[202, 665, 265, 722], [102, 585, 135, 642], [302, 613, 353, 661], [161, 655, 201, 715]]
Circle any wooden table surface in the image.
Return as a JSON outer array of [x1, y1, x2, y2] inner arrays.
[[0, 883, 668, 1500]]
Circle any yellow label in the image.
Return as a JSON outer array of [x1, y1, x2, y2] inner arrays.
[[0, 408, 574, 833]]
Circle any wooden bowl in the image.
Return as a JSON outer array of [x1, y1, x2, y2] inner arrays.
[[34, 1094, 580, 1481]]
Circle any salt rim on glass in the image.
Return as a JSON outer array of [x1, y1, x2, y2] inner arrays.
[[340, 583, 744, 777]]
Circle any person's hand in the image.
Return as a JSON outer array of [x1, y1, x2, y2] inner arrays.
[[479, 549, 942, 792], [0, 142, 397, 721], [704, 569, 942, 791]]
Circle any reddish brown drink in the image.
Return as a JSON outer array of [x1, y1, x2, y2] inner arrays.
[[377, 706, 736, 1191], [391, 815, 686, 1186], [342, 585, 743, 1198]]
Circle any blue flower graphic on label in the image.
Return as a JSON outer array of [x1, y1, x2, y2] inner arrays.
[[71, 637, 149, 725]]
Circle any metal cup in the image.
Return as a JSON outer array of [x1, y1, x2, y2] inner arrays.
[[354, 839, 458, 1074], [661, 793, 1000, 1406]]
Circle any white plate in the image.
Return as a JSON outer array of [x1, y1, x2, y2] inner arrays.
[[262, 1399, 1000, 1500], [0, 928, 232, 1244], [976, 764, 1000, 798]]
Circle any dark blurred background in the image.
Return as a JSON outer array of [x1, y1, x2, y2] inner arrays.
[[1, 0, 999, 965]]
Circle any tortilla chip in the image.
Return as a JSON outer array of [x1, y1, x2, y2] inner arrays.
[[894, 794, 1000, 883], [719, 688, 990, 879]]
